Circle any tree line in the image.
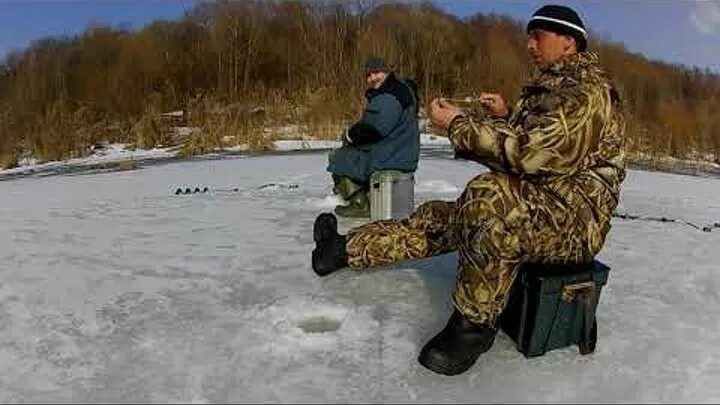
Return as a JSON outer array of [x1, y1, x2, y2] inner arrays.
[[0, 0, 718, 168]]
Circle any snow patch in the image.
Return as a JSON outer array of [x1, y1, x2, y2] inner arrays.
[[274, 140, 342, 151], [222, 144, 251, 152], [415, 179, 459, 194], [272, 134, 451, 151], [307, 194, 346, 209], [420, 133, 451, 146], [264, 125, 303, 139]]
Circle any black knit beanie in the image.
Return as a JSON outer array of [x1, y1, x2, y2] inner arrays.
[[527, 5, 588, 52]]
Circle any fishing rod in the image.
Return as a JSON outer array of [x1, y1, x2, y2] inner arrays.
[[173, 182, 299, 195], [612, 211, 720, 233], [171, 186, 719, 233]]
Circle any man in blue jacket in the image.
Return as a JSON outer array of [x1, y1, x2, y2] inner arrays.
[[327, 57, 420, 217]]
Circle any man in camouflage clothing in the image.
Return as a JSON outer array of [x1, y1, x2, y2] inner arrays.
[[312, 5, 626, 375]]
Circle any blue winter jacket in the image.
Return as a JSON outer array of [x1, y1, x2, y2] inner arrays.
[[327, 73, 420, 182]]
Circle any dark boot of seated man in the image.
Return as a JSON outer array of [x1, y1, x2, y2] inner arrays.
[[311, 213, 348, 277], [418, 309, 499, 376], [332, 176, 370, 218]]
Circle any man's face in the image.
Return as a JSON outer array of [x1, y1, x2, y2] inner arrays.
[[366, 71, 388, 89], [527, 29, 577, 70]]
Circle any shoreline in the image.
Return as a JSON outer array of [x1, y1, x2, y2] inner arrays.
[[1, 145, 718, 183]]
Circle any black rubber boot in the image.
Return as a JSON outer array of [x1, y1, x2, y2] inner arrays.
[[418, 309, 498, 376], [311, 213, 348, 277]]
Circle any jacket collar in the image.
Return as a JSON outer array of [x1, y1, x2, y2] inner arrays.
[[530, 52, 601, 88], [546, 52, 598, 74]]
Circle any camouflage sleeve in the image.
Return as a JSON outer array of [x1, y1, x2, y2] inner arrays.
[[448, 83, 608, 177], [447, 115, 515, 172]]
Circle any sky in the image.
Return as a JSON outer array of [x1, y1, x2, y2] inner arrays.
[[0, 0, 719, 73], [434, 0, 720, 73]]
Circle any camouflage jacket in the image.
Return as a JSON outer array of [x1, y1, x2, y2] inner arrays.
[[449, 52, 627, 213]]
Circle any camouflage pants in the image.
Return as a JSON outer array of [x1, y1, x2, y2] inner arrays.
[[346, 172, 611, 325]]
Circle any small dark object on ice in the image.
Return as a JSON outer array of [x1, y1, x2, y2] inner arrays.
[[174, 186, 209, 195], [258, 182, 299, 190]]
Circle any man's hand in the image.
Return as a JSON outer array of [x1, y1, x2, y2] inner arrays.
[[427, 98, 464, 132], [479, 92, 509, 118]]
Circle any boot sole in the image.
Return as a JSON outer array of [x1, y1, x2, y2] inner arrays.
[[312, 248, 339, 277], [311, 248, 326, 276], [417, 351, 480, 376]]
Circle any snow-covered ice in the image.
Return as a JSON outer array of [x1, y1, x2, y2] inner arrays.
[[0, 148, 719, 402]]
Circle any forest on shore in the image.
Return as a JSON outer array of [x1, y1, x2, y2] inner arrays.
[[0, 1, 718, 168]]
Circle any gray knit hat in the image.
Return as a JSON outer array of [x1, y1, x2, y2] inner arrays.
[[363, 56, 391, 73]]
